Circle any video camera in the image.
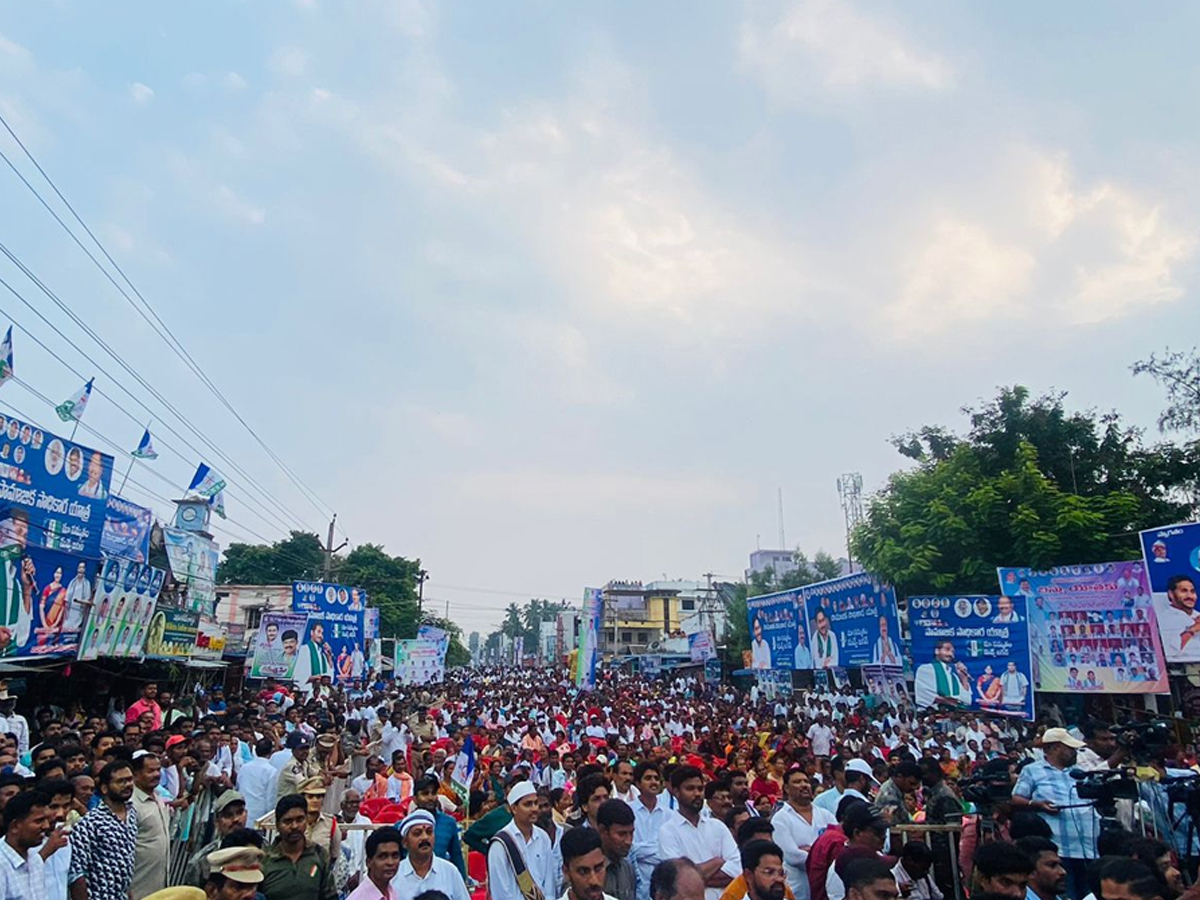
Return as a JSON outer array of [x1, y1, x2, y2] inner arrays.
[[959, 758, 1014, 816], [1070, 767, 1139, 818], [1115, 720, 1173, 764]]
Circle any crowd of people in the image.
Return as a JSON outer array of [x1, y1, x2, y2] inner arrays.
[[0, 665, 1193, 900]]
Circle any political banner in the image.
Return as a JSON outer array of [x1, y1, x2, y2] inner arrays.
[[249, 612, 308, 679], [576, 587, 603, 690], [77, 558, 164, 660], [704, 656, 721, 684], [908, 594, 1034, 718], [99, 495, 153, 562], [394, 638, 445, 685], [291, 581, 367, 685], [418, 624, 450, 659], [797, 573, 901, 669], [998, 563, 1167, 693], [162, 528, 219, 615], [746, 588, 801, 670], [861, 664, 910, 707], [758, 667, 792, 700], [144, 607, 200, 659], [193, 620, 228, 660], [513, 635, 524, 664], [0, 414, 113, 658], [364, 607, 380, 640], [1140, 522, 1200, 662], [641, 655, 662, 677], [688, 629, 716, 662]]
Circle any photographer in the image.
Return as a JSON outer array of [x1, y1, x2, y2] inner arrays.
[[1076, 723, 1128, 773], [1012, 729, 1099, 900]]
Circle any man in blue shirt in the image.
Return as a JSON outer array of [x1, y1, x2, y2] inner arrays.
[[411, 774, 466, 877]]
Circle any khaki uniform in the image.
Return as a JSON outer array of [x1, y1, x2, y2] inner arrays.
[[276, 754, 323, 799]]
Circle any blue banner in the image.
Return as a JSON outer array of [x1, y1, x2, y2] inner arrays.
[[291, 581, 368, 685], [909, 594, 1034, 718], [1140, 523, 1200, 663], [576, 588, 603, 690], [746, 588, 802, 670], [0, 414, 113, 659], [100, 495, 153, 562], [798, 573, 901, 669]]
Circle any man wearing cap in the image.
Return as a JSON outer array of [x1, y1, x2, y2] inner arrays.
[[392, 810, 471, 900], [276, 734, 322, 800], [298, 777, 341, 862], [205, 847, 264, 900], [488, 781, 556, 900], [131, 750, 171, 900], [412, 775, 467, 877], [1012, 729, 1099, 900], [0, 685, 29, 755], [185, 790, 249, 886]]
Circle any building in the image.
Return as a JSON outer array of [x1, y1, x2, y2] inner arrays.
[[598, 579, 725, 658], [746, 549, 800, 582], [468, 631, 480, 660], [213, 584, 292, 634]]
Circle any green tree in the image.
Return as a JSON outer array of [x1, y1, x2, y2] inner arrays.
[[1133, 348, 1200, 434], [851, 386, 1195, 598], [336, 544, 422, 639], [218, 531, 325, 584], [418, 613, 472, 667], [501, 603, 524, 639]]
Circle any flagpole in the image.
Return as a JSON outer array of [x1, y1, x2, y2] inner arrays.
[[118, 456, 136, 494], [69, 420, 79, 441]]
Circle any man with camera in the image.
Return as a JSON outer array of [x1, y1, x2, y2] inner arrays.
[[1011, 729, 1099, 900]]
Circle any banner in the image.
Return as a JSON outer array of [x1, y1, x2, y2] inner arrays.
[[757, 667, 792, 700], [746, 588, 801, 670], [193, 620, 228, 660], [144, 607, 200, 659], [0, 414, 113, 658], [78, 558, 164, 660], [100, 495, 153, 562], [162, 528, 219, 615], [909, 594, 1034, 718], [641, 655, 662, 677], [249, 612, 309, 678], [861, 664, 910, 707], [998, 562, 1167, 693], [576, 588, 603, 690], [513, 635, 524, 664], [394, 638, 445, 684], [798, 573, 901, 669], [1140, 523, 1200, 662], [688, 629, 716, 662], [291, 581, 367, 684]]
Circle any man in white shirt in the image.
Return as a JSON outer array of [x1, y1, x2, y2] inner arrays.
[[559, 827, 619, 900], [631, 763, 670, 900], [806, 717, 834, 759], [999, 663, 1029, 708], [237, 738, 280, 826], [811, 611, 839, 669], [750, 617, 773, 670], [913, 641, 972, 709], [1154, 576, 1200, 662], [488, 782, 557, 900], [393, 810, 471, 900], [870, 618, 901, 667], [0, 689, 30, 756], [656, 765, 740, 900], [0, 790, 50, 900], [772, 769, 835, 900], [891, 842, 942, 900]]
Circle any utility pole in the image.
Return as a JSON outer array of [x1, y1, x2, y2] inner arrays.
[[322, 514, 348, 582], [417, 569, 429, 617]]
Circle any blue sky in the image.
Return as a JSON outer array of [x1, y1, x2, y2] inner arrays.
[[2, 1, 1198, 633]]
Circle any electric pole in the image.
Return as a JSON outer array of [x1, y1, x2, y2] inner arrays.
[[417, 569, 429, 617], [322, 514, 348, 582]]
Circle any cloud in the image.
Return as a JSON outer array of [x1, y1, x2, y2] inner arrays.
[[269, 48, 308, 78], [740, 0, 953, 97], [224, 71, 248, 92], [129, 82, 155, 104], [215, 185, 266, 225]]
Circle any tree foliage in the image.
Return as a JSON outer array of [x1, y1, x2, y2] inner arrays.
[[1133, 347, 1200, 434], [722, 549, 845, 657], [218, 531, 325, 585], [851, 386, 1196, 598], [487, 598, 573, 659]]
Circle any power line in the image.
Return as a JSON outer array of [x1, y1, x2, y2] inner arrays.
[[0, 115, 343, 540], [0, 253, 312, 536]]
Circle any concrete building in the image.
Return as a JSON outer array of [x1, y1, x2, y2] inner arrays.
[[597, 579, 725, 658], [746, 549, 800, 582]]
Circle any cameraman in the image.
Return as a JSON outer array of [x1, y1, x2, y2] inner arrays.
[[1012, 728, 1099, 900], [1076, 723, 1128, 773]]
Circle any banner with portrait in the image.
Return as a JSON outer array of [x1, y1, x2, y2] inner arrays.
[[576, 587, 603, 690], [291, 581, 368, 684], [162, 528, 219, 615], [394, 638, 445, 685], [78, 558, 164, 660], [688, 629, 716, 662], [909, 594, 1034, 718], [861, 664, 910, 707], [1140, 522, 1200, 663], [99, 495, 153, 562], [249, 612, 309, 679], [746, 588, 802, 670], [797, 573, 901, 669], [144, 607, 200, 660], [997, 563, 1167, 693]]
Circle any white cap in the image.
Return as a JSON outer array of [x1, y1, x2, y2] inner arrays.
[[846, 758, 879, 783], [1041, 728, 1085, 749], [507, 781, 537, 806], [399, 810, 435, 837]]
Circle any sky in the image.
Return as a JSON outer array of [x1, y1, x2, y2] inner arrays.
[[1, 1, 1198, 635]]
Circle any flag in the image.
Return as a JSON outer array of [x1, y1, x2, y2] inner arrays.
[[187, 462, 227, 499], [209, 490, 226, 519], [0, 327, 13, 388], [131, 428, 158, 460], [55, 378, 93, 423], [451, 732, 475, 803]]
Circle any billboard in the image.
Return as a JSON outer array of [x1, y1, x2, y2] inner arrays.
[[1140, 522, 1200, 662], [291, 581, 367, 684], [998, 563, 1167, 693], [0, 414, 113, 659], [77, 558, 164, 660], [688, 629, 716, 662], [861, 664, 910, 707], [394, 638, 445, 685], [99, 495, 153, 562], [162, 528, 219, 615], [798, 573, 901, 669], [908, 594, 1034, 718], [576, 588, 603, 690], [746, 588, 801, 670], [193, 620, 228, 660], [144, 607, 200, 659]]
